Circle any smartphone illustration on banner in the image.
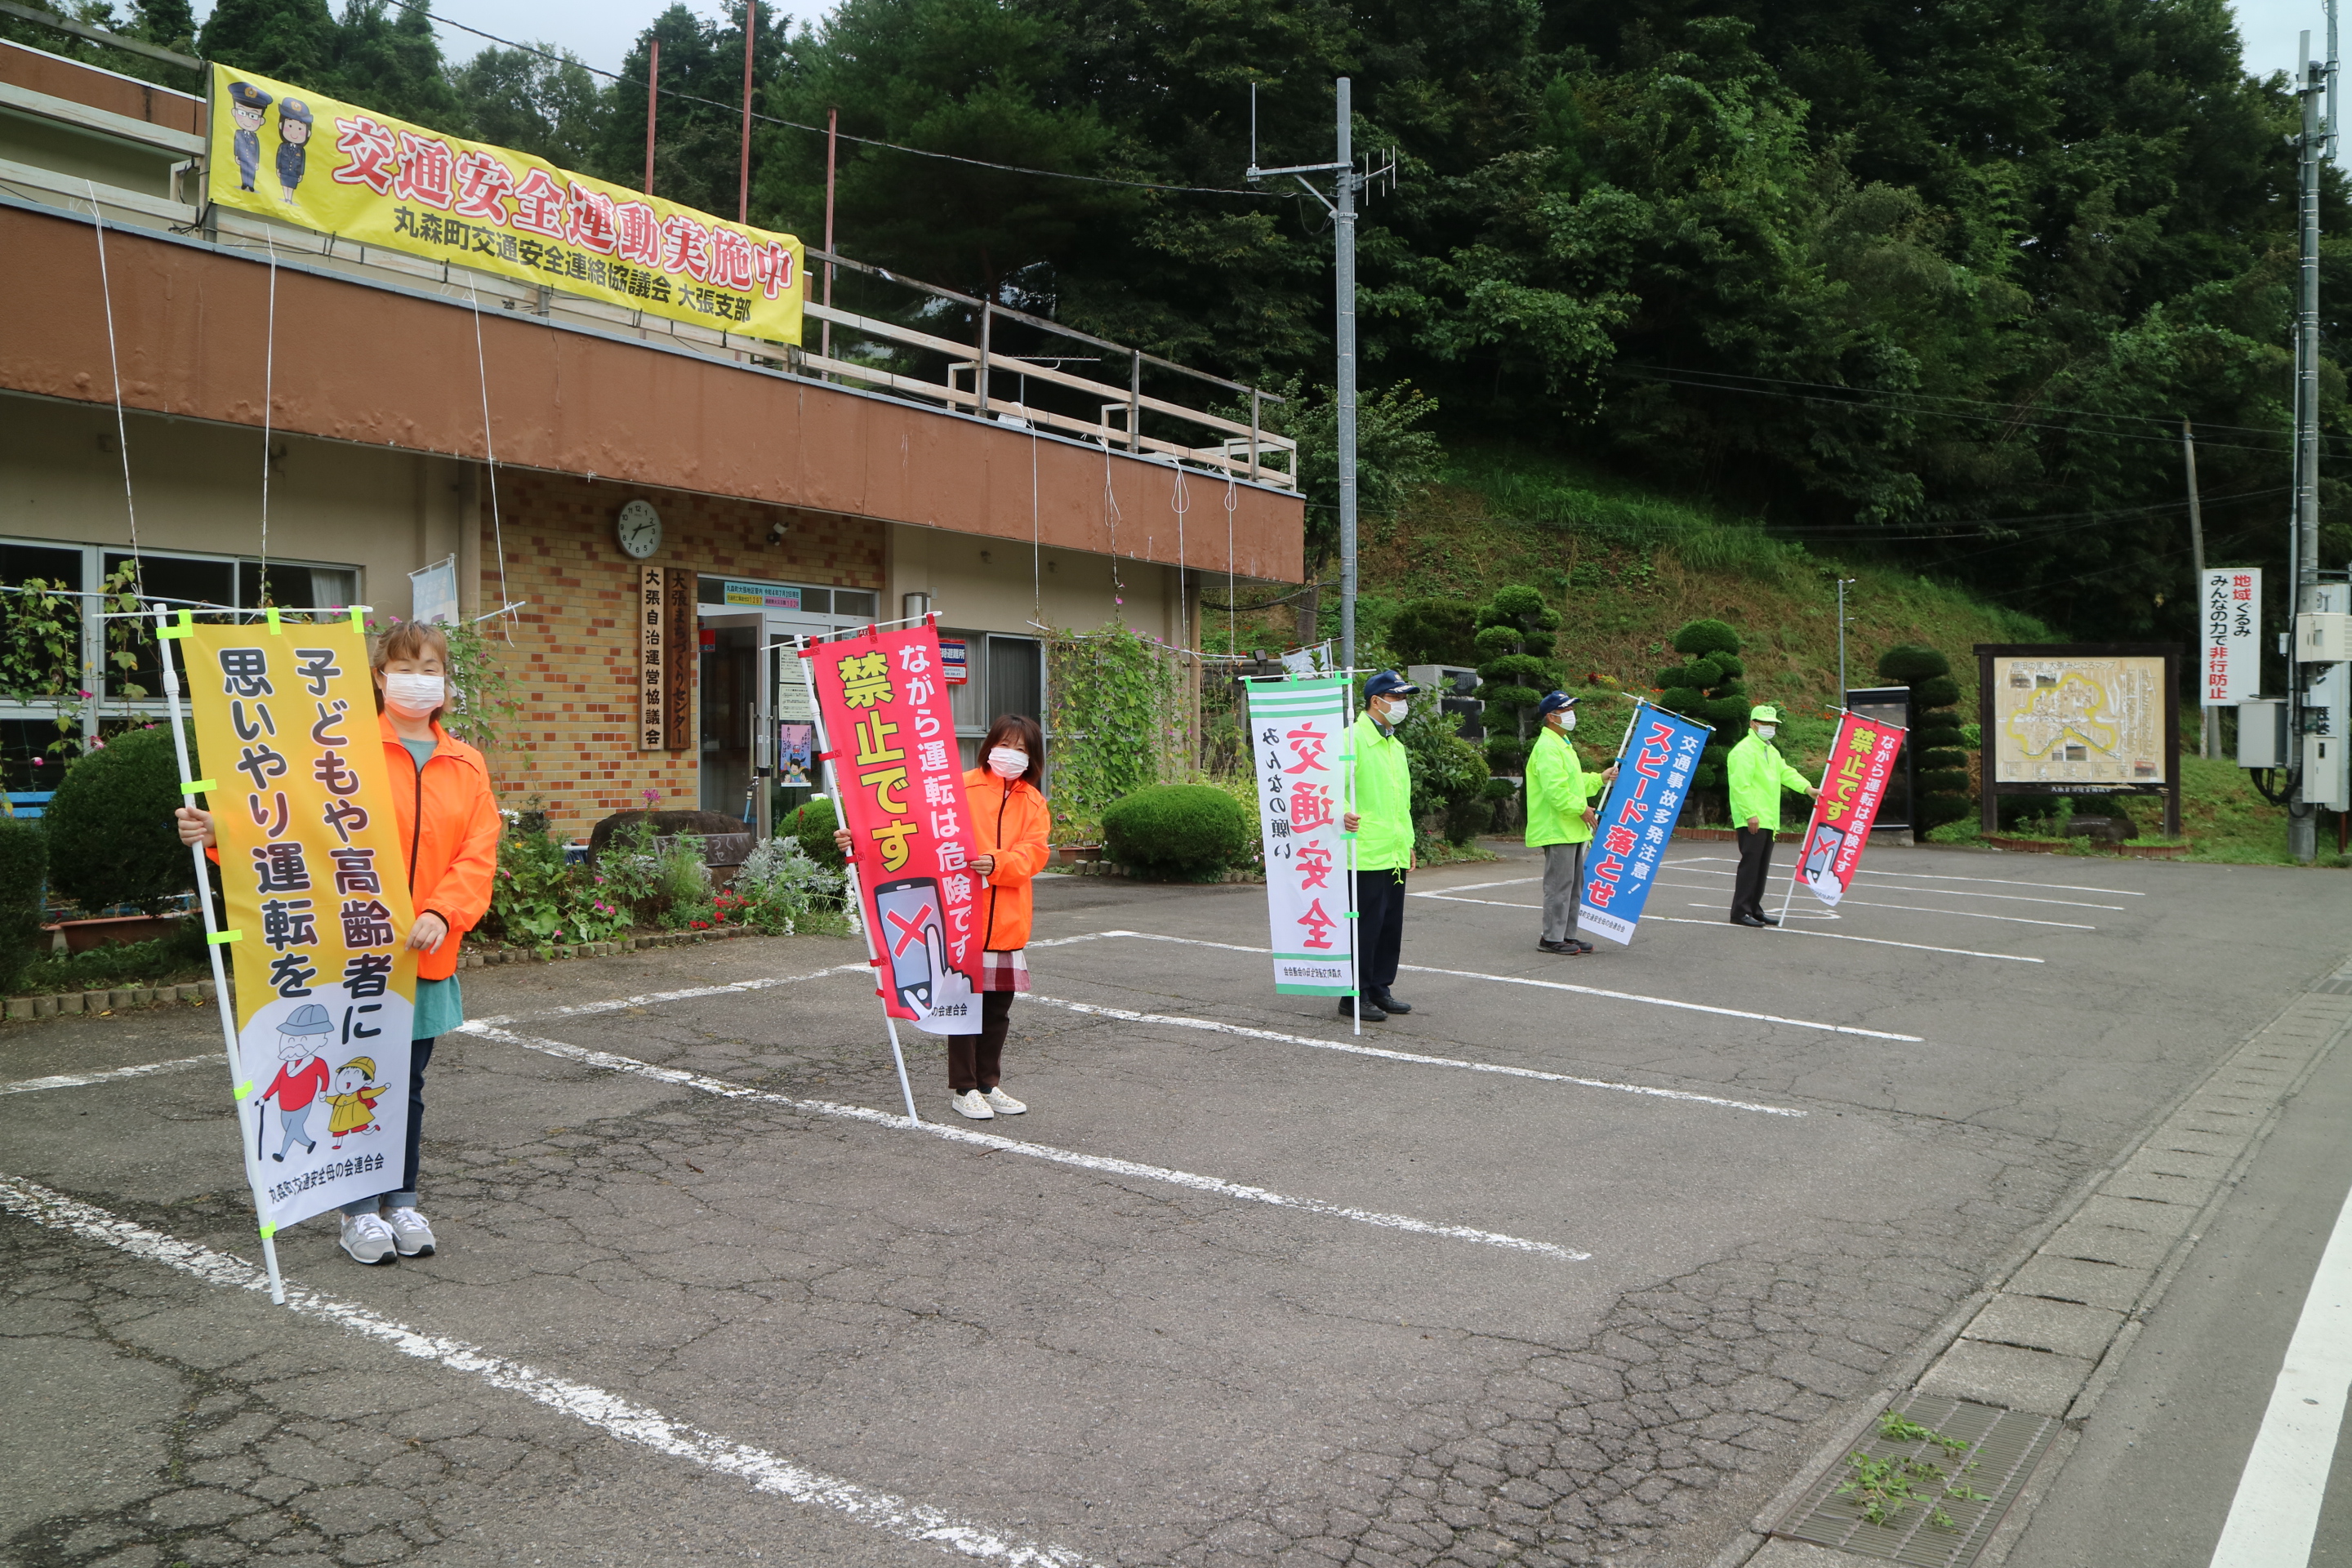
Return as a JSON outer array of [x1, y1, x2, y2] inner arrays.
[[1802, 821, 1846, 885], [871, 876, 947, 1012]]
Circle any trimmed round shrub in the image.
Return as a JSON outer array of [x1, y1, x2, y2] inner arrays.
[[0, 817, 47, 993], [784, 796, 845, 871], [45, 726, 194, 915], [1102, 784, 1253, 880]]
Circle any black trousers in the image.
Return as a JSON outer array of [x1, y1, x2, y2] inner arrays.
[[949, 991, 1014, 1093], [1358, 868, 1408, 991], [1731, 827, 1775, 920], [343, 1036, 434, 1214]]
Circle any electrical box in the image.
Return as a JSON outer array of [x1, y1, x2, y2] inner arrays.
[[2238, 699, 2288, 768], [1406, 663, 1486, 741], [2296, 612, 2352, 663], [2308, 733, 2352, 809]]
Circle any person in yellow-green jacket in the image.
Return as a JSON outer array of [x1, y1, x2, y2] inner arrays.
[[1526, 691, 1619, 955], [1727, 703, 1818, 927], [1339, 670, 1418, 1022]]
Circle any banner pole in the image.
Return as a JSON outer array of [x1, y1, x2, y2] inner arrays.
[[800, 641, 921, 1124], [155, 604, 287, 1305]]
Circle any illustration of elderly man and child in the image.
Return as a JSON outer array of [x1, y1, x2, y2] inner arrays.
[[257, 1002, 385, 1160], [225, 79, 312, 202]]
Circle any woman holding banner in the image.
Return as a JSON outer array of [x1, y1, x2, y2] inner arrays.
[[178, 622, 499, 1265], [840, 714, 1050, 1120]]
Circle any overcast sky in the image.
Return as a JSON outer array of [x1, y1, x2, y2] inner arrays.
[[185, 0, 2341, 116]]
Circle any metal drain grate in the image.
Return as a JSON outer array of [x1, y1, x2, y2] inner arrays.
[[1772, 1395, 2056, 1568]]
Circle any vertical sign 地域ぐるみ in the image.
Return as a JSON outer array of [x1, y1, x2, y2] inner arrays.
[[1246, 677, 1356, 996], [665, 569, 695, 751], [1793, 712, 1906, 907], [2202, 568, 2261, 707], [187, 623, 419, 1231], [1578, 704, 1711, 947], [639, 565, 665, 751], [207, 65, 803, 346], [808, 626, 985, 1034]]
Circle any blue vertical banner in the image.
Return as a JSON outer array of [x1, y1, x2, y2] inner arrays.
[[1578, 703, 1712, 945]]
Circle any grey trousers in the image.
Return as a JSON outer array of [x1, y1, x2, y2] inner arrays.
[[1541, 842, 1584, 943]]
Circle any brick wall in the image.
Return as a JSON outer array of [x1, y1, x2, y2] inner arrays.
[[479, 472, 884, 836]]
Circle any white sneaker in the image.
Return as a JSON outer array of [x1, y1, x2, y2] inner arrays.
[[339, 1212, 399, 1265], [950, 1089, 996, 1120], [384, 1209, 436, 1257], [982, 1087, 1027, 1116]]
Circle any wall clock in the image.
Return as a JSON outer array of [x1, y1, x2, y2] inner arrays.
[[617, 499, 662, 559]]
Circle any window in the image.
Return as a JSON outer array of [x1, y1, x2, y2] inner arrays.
[[939, 630, 1045, 770]]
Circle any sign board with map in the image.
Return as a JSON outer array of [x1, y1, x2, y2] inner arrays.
[[1976, 644, 2180, 836]]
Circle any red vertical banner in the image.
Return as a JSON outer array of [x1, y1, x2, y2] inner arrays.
[[1793, 711, 1908, 907], [806, 626, 984, 1032]]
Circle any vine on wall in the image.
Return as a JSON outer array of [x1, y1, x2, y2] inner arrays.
[[1045, 625, 1193, 842]]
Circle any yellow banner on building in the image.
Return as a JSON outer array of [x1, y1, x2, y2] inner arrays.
[[207, 64, 804, 346], [186, 621, 420, 1228]]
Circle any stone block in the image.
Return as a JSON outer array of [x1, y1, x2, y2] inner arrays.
[[1965, 1294, 2126, 1361], [56, 991, 82, 1014], [2044, 1220, 2176, 1270], [1918, 1339, 2094, 1419], [2007, 1254, 2151, 1313], [5, 997, 30, 1020], [2075, 1193, 2198, 1238]]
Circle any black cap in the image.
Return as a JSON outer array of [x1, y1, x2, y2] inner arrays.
[[1363, 670, 1421, 700]]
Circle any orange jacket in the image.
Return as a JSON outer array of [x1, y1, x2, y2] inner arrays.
[[381, 713, 501, 981], [964, 768, 1051, 951]]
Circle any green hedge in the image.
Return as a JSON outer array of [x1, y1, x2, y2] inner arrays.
[[0, 817, 45, 993], [45, 726, 194, 915], [1103, 783, 1253, 880], [785, 797, 846, 871]]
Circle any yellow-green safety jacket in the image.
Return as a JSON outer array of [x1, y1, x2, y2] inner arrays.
[[1525, 725, 1607, 847], [1347, 711, 1414, 871], [1726, 732, 1815, 832]]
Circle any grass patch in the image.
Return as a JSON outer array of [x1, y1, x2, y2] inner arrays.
[[1924, 755, 2330, 866], [16, 922, 211, 996]]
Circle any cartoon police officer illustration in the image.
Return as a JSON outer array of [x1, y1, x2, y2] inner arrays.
[[226, 78, 273, 192], [276, 97, 313, 203]]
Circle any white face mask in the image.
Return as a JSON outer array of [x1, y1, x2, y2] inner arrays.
[[383, 673, 443, 716], [1378, 697, 1407, 724], [1755, 724, 1776, 741], [987, 746, 1027, 780], [1556, 710, 1578, 732]]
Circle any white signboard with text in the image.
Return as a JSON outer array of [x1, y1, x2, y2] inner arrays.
[[1245, 676, 1356, 996], [2202, 567, 2261, 706]]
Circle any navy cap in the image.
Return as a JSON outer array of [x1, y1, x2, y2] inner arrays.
[[227, 79, 273, 110], [1536, 690, 1579, 718], [1363, 670, 1421, 700], [278, 96, 314, 126]]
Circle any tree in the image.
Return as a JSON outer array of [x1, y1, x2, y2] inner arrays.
[[329, 0, 461, 127], [1385, 598, 1479, 668], [596, 2, 784, 219], [451, 44, 608, 167], [1472, 584, 1562, 776], [43, 727, 193, 917], [1653, 620, 1749, 794], [1258, 378, 1442, 643], [1877, 644, 1971, 831], [196, 0, 340, 84]]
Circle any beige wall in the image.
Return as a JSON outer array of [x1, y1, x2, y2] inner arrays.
[[888, 521, 1209, 648], [0, 394, 469, 608]]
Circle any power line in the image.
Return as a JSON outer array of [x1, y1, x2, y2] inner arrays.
[[378, 0, 1273, 200]]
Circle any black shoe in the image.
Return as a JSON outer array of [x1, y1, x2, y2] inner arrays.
[[1371, 988, 1411, 1015], [1757, 915, 1780, 927], [1342, 996, 1388, 1023], [1568, 939, 1593, 954], [1538, 939, 1575, 954], [1732, 913, 1768, 928]]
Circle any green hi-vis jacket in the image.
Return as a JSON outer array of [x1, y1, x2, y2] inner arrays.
[[1525, 725, 1607, 847], [1726, 732, 1815, 832], [1348, 711, 1415, 871]]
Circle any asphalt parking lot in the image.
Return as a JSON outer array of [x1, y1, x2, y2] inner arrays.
[[6, 840, 2351, 1567]]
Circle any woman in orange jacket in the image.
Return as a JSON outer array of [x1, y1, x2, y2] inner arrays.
[[177, 621, 501, 1267], [835, 712, 1052, 1120]]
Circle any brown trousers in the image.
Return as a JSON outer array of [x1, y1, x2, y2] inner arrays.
[[947, 990, 1015, 1093]]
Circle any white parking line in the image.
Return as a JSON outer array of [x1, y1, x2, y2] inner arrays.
[[2208, 1175, 2352, 1566], [460, 1022, 1585, 1259], [1642, 883, 2093, 930], [472, 963, 870, 1028], [1022, 994, 1805, 1116], [1063, 930, 1922, 1040], [0, 1054, 216, 1096], [1680, 857, 2141, 896], [1414, 891, 2041, 963], [1663, 863, 2122, 911], [1414, 875, 1539, 894], [0, 1174, 1100, 1568]]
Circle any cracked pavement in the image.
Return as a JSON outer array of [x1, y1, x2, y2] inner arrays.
[[4, 843, 2348, 1566]]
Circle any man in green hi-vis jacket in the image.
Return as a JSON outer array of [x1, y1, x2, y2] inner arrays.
[[1727, 703, 1817, 927], [1526, 691, 1618, 955], [1339, 670, 1419, 1022]]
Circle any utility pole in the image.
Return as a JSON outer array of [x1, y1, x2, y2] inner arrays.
[[1836, 577, 1856, 701], [642, 38, 659, 195], [1246, 82, 1394, 672], [2290, 23, 2332, 864], [2183, 419, 2212, 758], [736, 1, 755, 224], [822, 108, 837, 370]]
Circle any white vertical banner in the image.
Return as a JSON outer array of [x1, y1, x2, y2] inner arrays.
[[1245, 676, 1356, 996], [2203, 567, 2262, 706]]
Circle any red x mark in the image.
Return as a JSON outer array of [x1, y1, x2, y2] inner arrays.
[[885, 906, 933, 956]]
